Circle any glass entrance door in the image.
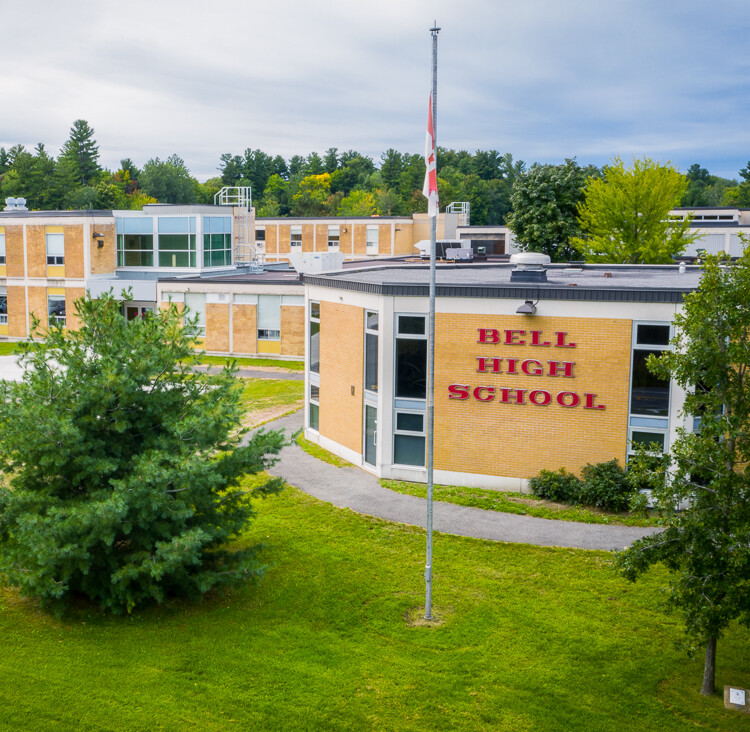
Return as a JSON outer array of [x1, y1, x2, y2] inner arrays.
[[364, 405, 377, 466]]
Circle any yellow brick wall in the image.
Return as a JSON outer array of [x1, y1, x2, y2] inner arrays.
[[301, 224, 315, 253], [90, 222, 116, 274], [319, 302, 364, 454], [232, 303, 257, 355], [394, 224, 415, 255], [28, 286, 48, 332], [7, 286, 26, 337], [27, 226, 46, 278], [339, 225, 353, 254], [280, 305, 304, 357], [65, 287, 86, 330], [277, 225, 290, 254], [63, 225, 85, 279], [433, 314, 632, 478], [5, 226, 24, 277], [315, 224, 328, 252], [378, 224, 391, 255], [352, 225, 367, 255], [205, 303, 230, 352]]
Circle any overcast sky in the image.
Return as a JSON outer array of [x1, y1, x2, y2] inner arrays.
[[1, 0, 748, 181]]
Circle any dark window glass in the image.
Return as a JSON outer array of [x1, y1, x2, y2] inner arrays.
[[630, 431, 665, 450], [365, 332, 378, 392], [396, 338, 427, 399], [398, 315, 425, 335], [310, 384, 319, 401], [396, 412, 423, 432], [256, 229, 266, 241], [309, 403, 319, 430], [637, 324, 670, 346], [310, 321, 320, 373], [394, 434, 425, 466], [631, 350, 670, 416], [311, 302, 320, 319], [366, 311, 378, 331]]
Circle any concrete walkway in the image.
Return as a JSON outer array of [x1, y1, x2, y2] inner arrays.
[[261, 411, 660, 551]]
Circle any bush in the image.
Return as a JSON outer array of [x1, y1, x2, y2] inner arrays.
[[528, 468, 582, 503], [579, 459, 632, 512]]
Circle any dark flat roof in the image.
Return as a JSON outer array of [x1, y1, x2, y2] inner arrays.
[[0, 209, 111, 218], [305, 263, 702, 303]]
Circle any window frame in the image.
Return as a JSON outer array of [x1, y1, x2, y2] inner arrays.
[[327, 225, 340, 251], [364, 310, 379, 394], [290, 226, 302, 249], [47, 294, 66, 327], [46, 232, 65, 266]]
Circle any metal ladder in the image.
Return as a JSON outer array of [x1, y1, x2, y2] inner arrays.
[[214, 186, 264, 268]]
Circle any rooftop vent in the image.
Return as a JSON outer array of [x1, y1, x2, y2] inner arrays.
[[4, 197, 28, 211], [509, 252, 550, 283]]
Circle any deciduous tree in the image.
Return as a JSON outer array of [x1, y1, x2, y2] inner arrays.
[[0, 292, 285, 615], [616, 250, 750, 695], [573, 157, 695, 263], [507, 159, 596, 261]]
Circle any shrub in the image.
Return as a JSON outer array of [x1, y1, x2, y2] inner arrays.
[[579, 459, 632, 512], [528, 468, 582, 503]]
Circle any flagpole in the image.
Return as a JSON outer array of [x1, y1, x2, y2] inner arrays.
[[425, 21, 439, 621]]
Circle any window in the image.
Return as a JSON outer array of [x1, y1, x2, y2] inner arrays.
[[183, 293, 206, 335], [255, 227, 265, 251], [628, 322, 672, 456], [257, 295, 281, 341], [203, 216, 232, 267], [394, 410, 425, 466], [309, 301, 320, 374], [0, 288, 6, 325], [0, 230, 5, 264], [48, 294, 66, 327], [309, 383, 320, 431], [327, 225, 340, 250], [158, 217, 196, 267], [365, 310, 378, 392], [395, 314, 427, 399], [46, 233, 64, 265], [290, 226, 302, 248], [366, 226, 379, 254], [117, 217, 154, 266]]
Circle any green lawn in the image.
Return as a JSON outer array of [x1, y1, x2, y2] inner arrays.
[[0, 342, 22, 356], [382, 479, 658, 528], [1, 484, 748, 731], [198, 354, 304, 371], [240, 378, 304, 414], [296, 434, 350, 467]]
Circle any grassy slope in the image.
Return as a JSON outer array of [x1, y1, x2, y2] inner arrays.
[[240, 378, 304, 413], [382, 480, 658, 527], [1, 486, 748, 731], [199, 354, 304, 371]]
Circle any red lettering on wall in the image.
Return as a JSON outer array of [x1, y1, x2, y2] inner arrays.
[[448, 384, 470, 400], [478, 328, 500, 344], [477, 357, 503, 373], [556, 391, 580, 408], [529, 390, 552, 406], [504, 330, 526, 345], [530, 330, 551, 347], [473, 386, 495, 402], [521, 359, 543, 376], [506, 359, 519, 374], [555, 332, 576, 348], [548, 361, 575, 378], [497, 388, 526, 404], [583, 393, 605, 410]]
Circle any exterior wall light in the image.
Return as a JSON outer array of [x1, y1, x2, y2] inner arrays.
[[516, 300, 537, 315]]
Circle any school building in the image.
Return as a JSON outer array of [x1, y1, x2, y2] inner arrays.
[[302, 256, 703, 490]]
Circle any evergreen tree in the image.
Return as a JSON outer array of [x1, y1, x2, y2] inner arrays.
[[0, 291, 285, 615], [59, 120, 101, 186]]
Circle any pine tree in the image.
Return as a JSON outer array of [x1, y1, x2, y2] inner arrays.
[[59, 119, 101, 186]]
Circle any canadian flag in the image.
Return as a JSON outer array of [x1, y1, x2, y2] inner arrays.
[[422, 94, 438, 217]]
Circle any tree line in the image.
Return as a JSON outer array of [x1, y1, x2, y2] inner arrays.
[[2, 120, 748, 228]]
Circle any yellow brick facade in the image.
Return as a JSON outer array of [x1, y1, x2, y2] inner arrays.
[[319, 302, 364, 454], [5, 226, 24, 277], [7, 286, 26, 337], [232, 304, 257, 355], [27, 286, 48, 332], [65, 287, 86, 330], [63, 225, 85, 279], [90, 223, 116, 274], [433, 314, 632, 478], [280, 305, 304, 357], [27, 226, 46, 278], [205, 303, 230, 352]]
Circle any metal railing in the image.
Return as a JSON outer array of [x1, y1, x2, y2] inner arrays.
[[446, 201, 470, 226], [213, 187, 264, 268]]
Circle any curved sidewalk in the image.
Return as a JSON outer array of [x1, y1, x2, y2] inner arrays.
[[262, 411, 659, 551]]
